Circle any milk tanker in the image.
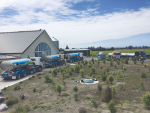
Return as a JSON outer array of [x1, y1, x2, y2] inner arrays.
[[44, 55, 62, 67], [0, 59, 36, 79], [97, 52, 106, 60], [67, 53, 84, 62]]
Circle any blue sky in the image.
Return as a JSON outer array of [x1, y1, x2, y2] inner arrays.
[[0, 0, 150, 48]]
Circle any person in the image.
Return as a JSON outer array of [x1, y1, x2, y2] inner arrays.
[[64, 58, 66, 66], [60, 58, 62, 65]]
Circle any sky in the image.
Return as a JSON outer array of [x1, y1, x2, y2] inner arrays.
[[0, 0, 150, 49]]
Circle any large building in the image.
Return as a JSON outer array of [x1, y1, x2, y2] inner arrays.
[[0, 29, 59, 59]]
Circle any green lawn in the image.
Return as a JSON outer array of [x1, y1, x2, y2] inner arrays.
[[90, 48, 150, 56]]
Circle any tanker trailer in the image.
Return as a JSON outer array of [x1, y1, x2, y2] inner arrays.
[[0, 59, 35, 80], [44, 55, 61, 68], [97, 52, 106, 60], [67, 53, 79, 62]]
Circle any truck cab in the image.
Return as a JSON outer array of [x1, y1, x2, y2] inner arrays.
[[30, 57, 43, 72], [135, 51, 146, 60]]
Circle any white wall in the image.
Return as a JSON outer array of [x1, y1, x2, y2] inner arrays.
[[21, 31, 58, 58]]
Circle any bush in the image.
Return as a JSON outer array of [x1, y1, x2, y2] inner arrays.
[[88, 64, 92, 68], [56, 83, 62, 95], [102, 86, 112, 103], [139, 82, 145, 91], [116, 60, 120, 65], [134, 60, 136, 64], [108, 100, 117, 113], [62, 93, 70, 96], [84, 96, 91, 99], [103, 60, 106, 64], [52, 69, 58, 76], [80, 69, 84, 78], [137, 68, 140, 72], [90, 67, 95, 74], [14, 84, 21, 90], [110, 61, 113, 66], [141, 60, 144, 64], [108, 75, 114, 84], [114, 64, 117, 68], [74, 93, 78, 101], [45, 76, 53, 83], [84, 60, 88, 65], [91, 58, 94, 64], [73, 86, 78, 92], [142, 92, 150, 109], [141, 72, 146, 78], [102, 75, 107, 81], [132, 57, 136, 61], [106, 67, 110, 73], [14, 104, 30, 113], [79, 107, 87, 113], [33, 88, 36, 92], [75, 64, 80, 73], [123, 67, 126, 71], [69, 70, 72, 75], [91, 99, 98, 107], [111, 86, 117, 98], [97, 84, 102, 92], [70, 66, 75, 72], [7, 97, 18, 106], [125, 58, 128, 64]]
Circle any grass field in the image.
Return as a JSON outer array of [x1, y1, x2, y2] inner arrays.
[[90, 48, 150, 56]]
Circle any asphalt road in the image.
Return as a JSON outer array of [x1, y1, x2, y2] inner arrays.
[[0, 57, 149, 90]]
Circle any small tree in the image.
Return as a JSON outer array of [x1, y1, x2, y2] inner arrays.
[[70, 66, 75, 72], [125, 58, 128, 64], [91, 58, 94, 64], [69, 70, 72, 75], [91, 99, 98, 107], [90, 67, 95, 74], [142, 92, 150, 109], [75, 64, 80, 73], [79, 107, 87, 113], [111, 85, 117, 98], [102, 86, 112, 103], [102, 75, 106, 81], [84, 60, 88, 65], [108, 75, 114, 84], [74, 93, 78, 101], [80, 69, 84, 78], [73, 86, 78, 92], [56, 84, 62, 95], [52, 69, 58, 76], [108, 100, 117, 113], [103, 60, 106, 64], [97, 84, 102, 92]]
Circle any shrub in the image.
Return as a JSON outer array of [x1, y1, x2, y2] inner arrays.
[[108, 100, 117, 113], [79, 107, 87, 113], [114, 64, 117, 68], [106, 67, 110, 73], [102, 75, 107, 81], [70, 66, 75, 72], [103, 60, 106, 64], [88, 64, 92, 68], [142, 92, 150, 109], [110, 61, 113, 66], [52, 69, 58, 76], [74, 93, 78, 101], [33, 88, 36, 92], [14, 104, 30, 113], [106, 58, 110, 61], [141, 72, 146, 78], [75, 64, 80, 73], [62, 93, 70, 96], [97, 84, 102, 92], [80, 64, 82, 68], [116, 60, 120, 65], [45, 76, 53, 83], [102, 86, 112, 103], [7, 97, 18, 106], [134, 60, 136, 64], [137, 68, 140, 72], [84, 96, 91, 99], [145, 64, 147, 68], [123, 67, 126, 71], [125, 58, 128, 64], [141, 60, 144, 64], [69, 70, 72, 75], [139, 82, 145, 91], [91, 99, 98, 107], [73, 86, 78, 92], [84, 60, 88, 65], [56, 83, 62, 95], [108, 75, 114, 84], [91, 58, 94, 64], [121, 60, 124, 63], [14, 84, 21, 90], [80, 69, 84, 78], [90, 67, 95, 74], [132, 57, 136, 61], [111, 85, 117, 98]]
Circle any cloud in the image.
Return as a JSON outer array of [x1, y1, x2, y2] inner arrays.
[[0, 0, 150, 48]]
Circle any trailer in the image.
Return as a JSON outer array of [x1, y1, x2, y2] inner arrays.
[[96, 52, 106, 60], [43, 55, 61, 68], [67, 53, 84, 62], [121, 51, 146, 60], [0, 58, 42, 80]]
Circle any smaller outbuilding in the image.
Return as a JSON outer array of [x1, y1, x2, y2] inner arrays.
[[63, 49, 90, 56]]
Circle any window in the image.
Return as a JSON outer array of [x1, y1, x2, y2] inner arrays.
[[35, 42, 51, 57]]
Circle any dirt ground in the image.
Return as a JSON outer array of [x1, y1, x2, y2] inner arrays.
[[1, 59, 150, 113]]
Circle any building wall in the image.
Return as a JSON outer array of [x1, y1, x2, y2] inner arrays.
[[21, 31, 58, 58]]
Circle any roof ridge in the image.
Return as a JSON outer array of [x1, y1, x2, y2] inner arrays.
[[0, 29, 43, 34]]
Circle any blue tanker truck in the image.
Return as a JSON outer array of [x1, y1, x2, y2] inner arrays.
[[66, 53, 84, 62], [43, 54, 65, 68], [0, 58, 41, 80]]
